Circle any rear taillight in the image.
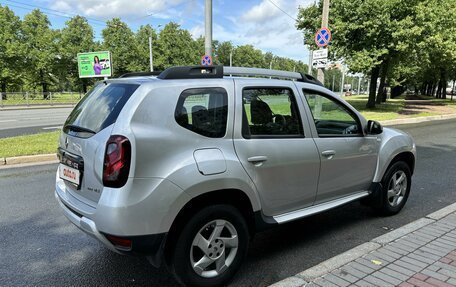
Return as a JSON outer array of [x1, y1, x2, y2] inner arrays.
[[103, 135, 131, 188], [105, 234, 132, 251]]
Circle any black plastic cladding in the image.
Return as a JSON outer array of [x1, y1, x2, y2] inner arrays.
[[119, 71, 162, 78], [157, 65, 223, 80]]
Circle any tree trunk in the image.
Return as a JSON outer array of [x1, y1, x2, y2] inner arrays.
[[436, 80, 442, 99], [376, 60, 389, 104], [426, 83, 434, 97], [82, 79, 87, 94], [40, 70, 49, 100], [431, 83, 437, 97], [452, 80, 455, 101], [42, 82, 48, 100], [1, 82, 6, 100], [366, 66, 380, 109], [441, 70, 447, 99]]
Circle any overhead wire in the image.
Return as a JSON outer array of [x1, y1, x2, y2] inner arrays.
[[266, 0, 297, 22], [4, 0, 107, 25]]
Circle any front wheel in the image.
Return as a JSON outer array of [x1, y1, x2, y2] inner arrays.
[[170, 205, 249, 287], [377, 161, 412, 216]]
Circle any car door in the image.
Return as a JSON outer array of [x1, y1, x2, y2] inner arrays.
[[298, 88, 378, 204], [233, 79, 320, 216]]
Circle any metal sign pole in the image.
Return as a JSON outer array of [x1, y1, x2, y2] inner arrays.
[[317, 0, 330, 85], [149, 36, 154, 72], [205, 0, 213, 58]]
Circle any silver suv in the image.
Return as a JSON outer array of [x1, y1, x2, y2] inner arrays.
[[55, 66, 416, 287]]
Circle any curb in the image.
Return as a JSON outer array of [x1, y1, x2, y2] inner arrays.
[[1, 153, 58, 166], [380, 113, 456, 126], [269, 202, 456, 287], [0, 104, 75, 111]]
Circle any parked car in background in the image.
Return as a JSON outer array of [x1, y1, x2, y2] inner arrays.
[[55, 66, 416, 287]]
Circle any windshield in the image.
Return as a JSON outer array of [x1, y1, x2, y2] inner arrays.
[[63, 83, 139, 136]]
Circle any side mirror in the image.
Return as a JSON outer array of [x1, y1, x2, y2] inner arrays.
[[367, 120, 383, 135]]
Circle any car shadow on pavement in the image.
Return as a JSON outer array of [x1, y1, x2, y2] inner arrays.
[[0, 211, 179, 287]]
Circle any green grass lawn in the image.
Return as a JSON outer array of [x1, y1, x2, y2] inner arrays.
[[0, 131, 60, 158], [345, 96, 406, 121], [346, 95, 456, 121], [0, 92, 81, 106]]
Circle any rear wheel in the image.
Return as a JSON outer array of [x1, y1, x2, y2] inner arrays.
[[169, 205, 249, 287], [377, 161, 411, 215]]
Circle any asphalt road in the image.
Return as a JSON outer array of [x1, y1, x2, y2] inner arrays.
[[1, 119, 455, 287], [0, 107, 72, 138]]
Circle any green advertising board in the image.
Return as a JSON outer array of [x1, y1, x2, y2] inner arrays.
[[77, 51, 112, 78]]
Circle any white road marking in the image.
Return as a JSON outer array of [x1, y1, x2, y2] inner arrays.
[[42, 126, 62, 130], [0, 119, 17, 123]]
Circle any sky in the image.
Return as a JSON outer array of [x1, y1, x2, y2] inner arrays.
[[1, 0, 314, 63]]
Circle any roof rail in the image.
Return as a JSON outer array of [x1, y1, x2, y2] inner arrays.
[[123, 66, 324, 87], [157, 66, 223, 80], [119, 71, 162, 78], [224, 66, 323, 86]]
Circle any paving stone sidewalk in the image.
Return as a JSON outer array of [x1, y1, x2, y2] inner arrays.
[[271, 205, 456, 287]]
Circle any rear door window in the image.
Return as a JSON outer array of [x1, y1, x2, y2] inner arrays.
[[63, 83, 139, 137], [242, 87, 304, 138]]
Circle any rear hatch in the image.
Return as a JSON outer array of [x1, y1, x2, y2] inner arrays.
[[58, 82, 139, 206]]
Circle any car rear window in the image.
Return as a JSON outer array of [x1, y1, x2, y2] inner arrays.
[[63, 83, 139, 136]]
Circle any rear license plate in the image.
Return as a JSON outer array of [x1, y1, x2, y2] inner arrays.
[[59, 163, 80, 186]]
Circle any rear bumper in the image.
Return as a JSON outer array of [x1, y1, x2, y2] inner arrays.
[[55, 190, 167, 265], [54, 191, 120, 253]]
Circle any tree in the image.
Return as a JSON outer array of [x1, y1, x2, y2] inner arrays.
[[297, 0, 423, 108], [60, 16, 95, 93], [102, 18, 137, 77], [415, 0, 456, 98], [134, 24, 158, 72], [231, 45, 265, 68], [154, 22, 199, 70], [215, 41, 234, 66], [22, 9, 59, 98], [0, 5, 22, 99]]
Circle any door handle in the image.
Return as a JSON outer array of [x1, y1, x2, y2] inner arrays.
[[321, 150, 336, 159], [247, 156, 268, 163]]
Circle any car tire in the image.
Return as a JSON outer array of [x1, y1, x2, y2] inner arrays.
[[377, 161, 411, 216], [169, 205, 249, 287]]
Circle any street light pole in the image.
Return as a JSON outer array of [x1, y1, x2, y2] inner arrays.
[[149, 36, 153, 72], [340, 65, 345, 96], [358, 76, 361, 95], [308, 49, 312, 74], [230, 50, 233, 67], [205, 0, 213, 57]]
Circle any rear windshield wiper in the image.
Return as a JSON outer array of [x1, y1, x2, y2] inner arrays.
[[64, 124, 96, 134]]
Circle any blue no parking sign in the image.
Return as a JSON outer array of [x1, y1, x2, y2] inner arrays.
[[201, 55, 212, 66], [315, 27, 332, 47]]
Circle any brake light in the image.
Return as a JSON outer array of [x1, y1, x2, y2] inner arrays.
[[103, 135, 131, 188]]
